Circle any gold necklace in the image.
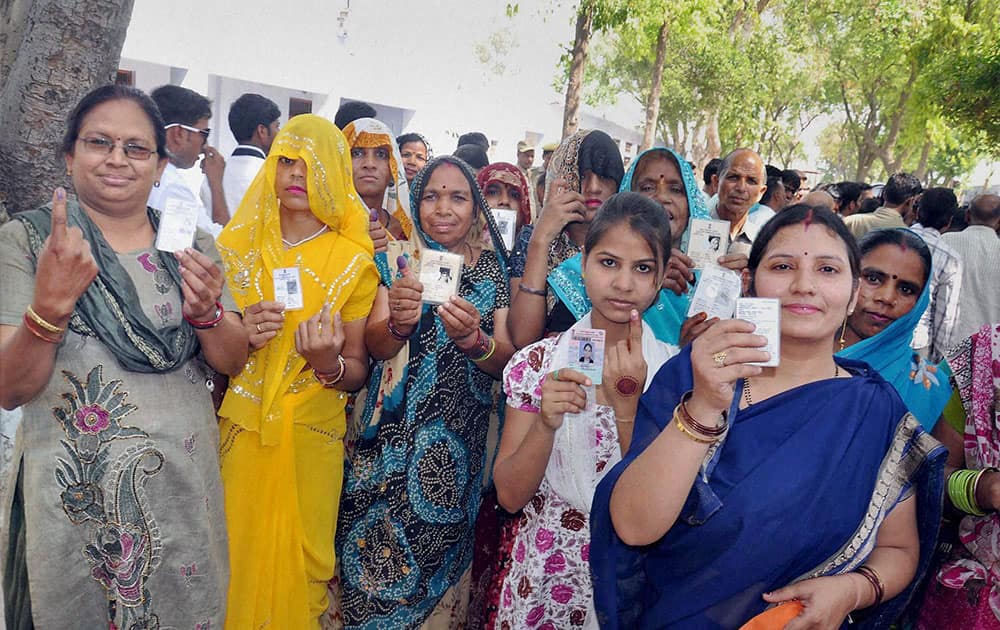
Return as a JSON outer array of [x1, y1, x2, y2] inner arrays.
[[743, 362, 840, 407]]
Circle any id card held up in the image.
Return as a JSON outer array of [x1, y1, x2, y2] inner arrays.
[[273, 267, 305, 311], [736, 297, 780, 367], [567, 327, 605, 385], [155, 198, 199, 252], [419, 250, 463, 305]]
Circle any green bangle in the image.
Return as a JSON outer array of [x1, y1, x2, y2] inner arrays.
[[472, 336, 497, 362], [948, 469, 987, 516]]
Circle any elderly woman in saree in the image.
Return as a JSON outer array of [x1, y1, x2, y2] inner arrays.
[[591, 206, 946, 629], [336, 156, 515, 629], [549, 147, 711, 346], [215, 114, 378, 629], [0, 85, 248, 629], [507, 130, 624, 348]]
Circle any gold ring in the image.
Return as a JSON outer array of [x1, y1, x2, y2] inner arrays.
[[255, 323, 262, 334], [712, 351, 727, 367]]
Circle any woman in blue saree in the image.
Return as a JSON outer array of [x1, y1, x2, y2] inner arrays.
[[548, 147, 710, 345], [590, 206, 946, 629], [837, 228, 952, 431]]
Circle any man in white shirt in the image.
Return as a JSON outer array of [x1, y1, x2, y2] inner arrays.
[[201, 93, 280, 215], [942, 194, 1000, 342], [147, 85, 227, 237], [710, 148, 770, 258], [910, 187, 963, 362], [844, 172, 921, 241]]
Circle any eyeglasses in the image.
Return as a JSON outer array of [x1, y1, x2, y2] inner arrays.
[[165, 123, 211, 140], [77, 137, 156, 160]]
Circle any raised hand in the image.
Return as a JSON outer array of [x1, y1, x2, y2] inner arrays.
[[32, 188, 98, 323], [175, 247, 224, 322], [243, 300, 286, 350], [530, 177, 586, 245], [679, 312, 719, 347], [295, 303, 345, 373], [662, 248, 695, 296], [688, 318, 769, 417], [200, 144, 225, 184], [369, 209, 389, 253], [539, 367, 590, 432], [602, 310, 647, 419], [387, 256, 423, 329]]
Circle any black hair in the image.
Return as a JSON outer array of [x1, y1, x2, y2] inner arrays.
[[453, 144, 489, 169], [334, 100, 376, 130], [703, 158, 722, 186], [761, 176, 784, 206], [582, 342, 593, 352], [150, 85, 211, 126], [858, 197, 880, 214], [747, 204, 861, 293], [396, 133, 426, 150], [882, 172, 923, 206], [456, 132, 490, 152], [584, 191, 672, 273], [765, 164, 784, 178], [950, 204, 970, 231], [228, 93, 280, 142], [63, 84, 167, 158], [857, 228, 932, 288], [780, 169, 803, 195], [916, 187, 958, 230], [834, 181, 863, 213]]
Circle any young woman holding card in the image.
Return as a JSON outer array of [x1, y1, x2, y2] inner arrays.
[[591, 206, 946, 629], [214, 114, 379, 629], [489, 192, 679, 629], [335, 156, 515, 628], [0, 85, 248, 629], [549, 147, 712, 346]]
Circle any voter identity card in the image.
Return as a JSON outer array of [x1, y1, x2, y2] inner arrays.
[[155, 197, 199, 252], [687, 218, 731, 269], [419, 250, 463, 305], [687, 265, 742, 321], [273, 267, 305, 311], [491, 208, 518, 251], [736, 297, 780, 367], [567, 327, 605, 385]]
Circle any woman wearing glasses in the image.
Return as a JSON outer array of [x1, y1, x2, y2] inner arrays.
[[0, 85, 248, 629]]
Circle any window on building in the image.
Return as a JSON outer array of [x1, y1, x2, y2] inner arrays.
[[289, 97, 313, 118], [115, 70, 135, 86]]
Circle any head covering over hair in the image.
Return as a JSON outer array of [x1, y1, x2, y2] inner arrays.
[[342, 117, 414, 239], [216, 114, 377, 445], [837, 228, 952, 430], [477, 162, 533, 229], [545, 129, 624, 200], [548, 147, 705, 345]]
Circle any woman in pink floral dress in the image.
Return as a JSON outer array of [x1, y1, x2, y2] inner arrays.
[[491, 193, 678, 628]]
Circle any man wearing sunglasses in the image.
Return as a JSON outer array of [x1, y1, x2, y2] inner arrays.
[[147, 85, 228, 236]]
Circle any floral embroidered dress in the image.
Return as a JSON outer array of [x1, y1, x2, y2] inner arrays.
[[494, 315, 675, 629], [0, 217, 232, 630]]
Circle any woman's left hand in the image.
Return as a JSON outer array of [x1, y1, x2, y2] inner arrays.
[[438, 295, 481, 350], [295, 303, 345, 373], [762, 575, 864, 630], [602, 310, 647, 419], [176, 247, 224, 321]]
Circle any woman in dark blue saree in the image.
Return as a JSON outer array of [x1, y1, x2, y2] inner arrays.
[[590, 206, 946, 629]]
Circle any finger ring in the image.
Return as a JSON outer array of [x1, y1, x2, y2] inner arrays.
[[255, 323, 262, 333], [712, 351, 727, 367], [552, 369, 561, 381]]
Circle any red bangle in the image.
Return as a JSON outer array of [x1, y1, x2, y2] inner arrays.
[[184, 301, 225, 329], [679, 390, 728, 437], [23, 312, 62, 343], [387, 318, 413, 341]]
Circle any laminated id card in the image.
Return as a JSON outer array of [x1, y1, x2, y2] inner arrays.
[[155, 197, 199, 252], [687, 218, 731, 269], [273, 267, 304, 311], [567, 327, 605, 385], [491, 208, 518, 251], [419, 250, 463, 305], [735, 297, 780, 367], [687, 264, 741, 320]]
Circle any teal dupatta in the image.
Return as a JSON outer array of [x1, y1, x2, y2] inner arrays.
[[548, 147, 709, 345]]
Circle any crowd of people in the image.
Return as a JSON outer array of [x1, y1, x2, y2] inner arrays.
[[0, 82, 998, 630]]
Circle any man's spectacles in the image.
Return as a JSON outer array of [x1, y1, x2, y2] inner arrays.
[[165, 123, 210, 140], [77, 137, 155, 160]]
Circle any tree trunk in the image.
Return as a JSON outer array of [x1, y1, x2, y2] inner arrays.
[[913, 139, 932, 182], [641, 19, 669, 151], [562, 4, 594, 139], [704, 108, 721, 160], [0, 0, 136, 213]]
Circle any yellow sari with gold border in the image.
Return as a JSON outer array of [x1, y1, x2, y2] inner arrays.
[[215, 114, 378, 630]]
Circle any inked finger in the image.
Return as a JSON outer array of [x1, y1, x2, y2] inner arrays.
[[50, 188, 68, 244]]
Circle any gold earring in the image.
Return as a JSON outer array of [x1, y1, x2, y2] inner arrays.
[[66, 169, 72, 176], [838, 317, 849, 351]]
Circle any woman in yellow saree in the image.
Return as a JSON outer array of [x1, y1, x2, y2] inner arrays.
[[215, 114, 379, 629]]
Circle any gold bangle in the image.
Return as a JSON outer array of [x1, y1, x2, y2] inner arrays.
[[472, 336, 497, 362], [26, 305, 65, 334], [673, 408, 716, 444]]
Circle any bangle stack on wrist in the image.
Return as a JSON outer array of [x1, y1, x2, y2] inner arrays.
[[518, 282, 547, 297], [387, 318, 413, 341], [23, 305, 65, 344], [184, 301, 225, 329], [314, 355, 347, 388], [855, 565, 884, 609], [948, 467, 997, 516], [673, 390, 727, 444]]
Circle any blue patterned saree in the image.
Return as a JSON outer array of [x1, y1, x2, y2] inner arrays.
[[548, 147, 710, 345], [590, 346, 946, 629]]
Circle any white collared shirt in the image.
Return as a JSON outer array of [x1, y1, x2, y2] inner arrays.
[[941, 226, 1000, 342]]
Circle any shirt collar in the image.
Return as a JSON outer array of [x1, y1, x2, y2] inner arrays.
[[233, 144, 266, 158]]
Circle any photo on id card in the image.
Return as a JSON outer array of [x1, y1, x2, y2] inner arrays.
[[567, 328, 605, 385], [687, 218, 731, 270]]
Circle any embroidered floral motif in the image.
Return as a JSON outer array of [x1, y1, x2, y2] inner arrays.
[[137, 252, 172, 295], [154, 303, 173, 327], [53, 366, 164, 628], [909, 352, 941, 389]]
